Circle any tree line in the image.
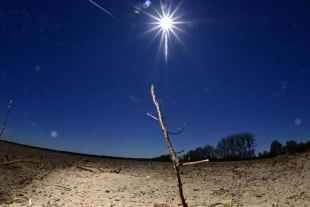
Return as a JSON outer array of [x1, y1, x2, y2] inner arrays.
[[181, 132, 257, 161], [258, 139, 310, 159], [153, 132, 257, 161], [152, 132, 310, 162]]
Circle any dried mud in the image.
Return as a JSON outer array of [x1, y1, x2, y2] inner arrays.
[[1, 140, 310, 207]]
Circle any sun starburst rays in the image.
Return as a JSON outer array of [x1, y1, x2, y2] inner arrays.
[[139, 0, 187, 62]]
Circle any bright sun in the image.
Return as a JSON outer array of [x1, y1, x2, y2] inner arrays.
[[160, 16, 172, 31], [138, 0, 187, 62], [89, 0, 188, 63]]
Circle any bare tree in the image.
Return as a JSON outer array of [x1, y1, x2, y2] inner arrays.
[[216, 138, 228, 159], [203, 144, 215, 160], [226, 135, 237, 158], [214, 133, 257, 160], [148, 85, 208, 207], [235, 134, 245, 158], [0, 100, 13, 137], [243, 132, 257, 158]]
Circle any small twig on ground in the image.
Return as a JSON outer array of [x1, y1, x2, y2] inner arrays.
[[0, 100, 12, 137], [83, 164, 104, 172], [77, 165, 122, 174], [55, 184, 71, 191], [43, 183, 72, 192], [0, 159, 43, 166], [207, 200, 232, 207], [12, 197, 29, 204], [181, 159, 209, 166], [76, 165, 96, 173], [112, 168, 122, 174]]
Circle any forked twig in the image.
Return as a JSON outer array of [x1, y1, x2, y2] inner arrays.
[[0, 100, 12, 137]]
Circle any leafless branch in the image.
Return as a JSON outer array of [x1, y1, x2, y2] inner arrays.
[[181, 159, 209, 166], [167, 123, 186, 135], [150, 85, 188, 207], [0, 159, 43, 166], [76, 165, 96, 173], [55, 184, 71, 191], [77, 165, 122, 174], [175, 150, 185, 154], [166, 149, 184, 154], [147, 113, 159, 120], [42, 184, 71, 191], [0, 100, 13, 137]]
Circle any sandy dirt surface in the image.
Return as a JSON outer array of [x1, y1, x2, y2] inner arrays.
[[1, 140, 310, 207]]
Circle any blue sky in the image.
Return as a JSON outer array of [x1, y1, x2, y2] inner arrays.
[[1, 0, 309, 158]]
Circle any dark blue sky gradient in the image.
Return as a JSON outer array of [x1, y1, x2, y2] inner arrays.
[[1, 0, 310, 158]]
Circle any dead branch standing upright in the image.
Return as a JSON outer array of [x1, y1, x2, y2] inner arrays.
[[149, 85, 208, 207]]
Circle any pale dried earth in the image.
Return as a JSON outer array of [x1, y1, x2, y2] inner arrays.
[[1, 140, 310, 207]]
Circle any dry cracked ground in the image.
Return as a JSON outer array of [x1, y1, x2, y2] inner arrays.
[[1, 140, 310, 207]]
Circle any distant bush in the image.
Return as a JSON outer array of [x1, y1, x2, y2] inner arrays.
[[151, 154, 171, 162]]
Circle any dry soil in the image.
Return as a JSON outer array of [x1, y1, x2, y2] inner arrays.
[[1, 140, 310, 207]]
